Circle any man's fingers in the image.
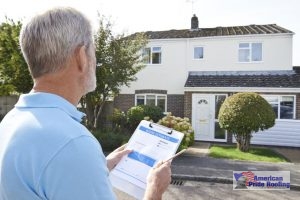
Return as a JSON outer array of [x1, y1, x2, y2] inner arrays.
[[153, 161, 163, 168], [154, 160, 171, 169], [114, 143, 127, 152], [163, 160, 172, 167], [119, 149, 132, 156]]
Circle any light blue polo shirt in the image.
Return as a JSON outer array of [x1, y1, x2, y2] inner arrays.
[[0, 92, 116, 200]]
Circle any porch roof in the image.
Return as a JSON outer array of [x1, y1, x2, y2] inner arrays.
[[184, 70, 300, 88]]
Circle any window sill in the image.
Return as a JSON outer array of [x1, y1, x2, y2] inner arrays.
[[237, 61, 264, 64], [146, 63, 163, 66]]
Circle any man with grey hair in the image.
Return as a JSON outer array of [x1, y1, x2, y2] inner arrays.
[[0, 7, 171, 200]]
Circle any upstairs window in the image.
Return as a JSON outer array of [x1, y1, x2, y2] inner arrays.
[[194, 47, 204, 59], [142, 47, 162, 64], [238, 42, 262, 62]]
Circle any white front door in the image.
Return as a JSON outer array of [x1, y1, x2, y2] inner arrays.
[[192, 94, 227, 141], [192, 95, 213, 141]]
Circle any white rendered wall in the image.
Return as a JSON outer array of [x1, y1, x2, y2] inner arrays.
[[120, 39, 189, 94], [120, 33, 293, 94], [187, 34, 293, 71]]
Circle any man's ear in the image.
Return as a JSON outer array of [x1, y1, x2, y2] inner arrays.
[[76, 45, 88, 73]]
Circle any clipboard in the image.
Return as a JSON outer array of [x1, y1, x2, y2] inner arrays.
[[110, 120, 184, 199]]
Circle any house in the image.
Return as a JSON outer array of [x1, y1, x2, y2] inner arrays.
[[113, 14, 300, 147]]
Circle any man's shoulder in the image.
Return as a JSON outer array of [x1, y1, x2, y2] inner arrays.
[[12, 105, 90, 138], [0, 106, 97, 162]]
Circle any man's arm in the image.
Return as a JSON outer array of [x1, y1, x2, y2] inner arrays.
[[106, 144, 132, 171]]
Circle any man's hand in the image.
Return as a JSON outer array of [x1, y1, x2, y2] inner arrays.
[[106, 144, 132, 171], [144, 161, 172, 200]]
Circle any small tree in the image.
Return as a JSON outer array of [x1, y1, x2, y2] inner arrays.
[[0, 18, 33, 95], [80, 16, 148, 129], [218, 92, 275, 152]]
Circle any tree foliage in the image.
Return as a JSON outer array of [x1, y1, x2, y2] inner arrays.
[[218, 92, 276, 152], [80, 16, 148, 129], [0, 18, 32, 95]]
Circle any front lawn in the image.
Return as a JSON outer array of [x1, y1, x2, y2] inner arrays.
[[209, 145, 288, 163]]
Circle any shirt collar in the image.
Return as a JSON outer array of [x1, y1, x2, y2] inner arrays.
[[15, 92, 86, 122]]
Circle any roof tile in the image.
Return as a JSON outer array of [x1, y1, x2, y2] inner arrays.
[[132, 24, 293, 39], [184, 71, 300, 88]]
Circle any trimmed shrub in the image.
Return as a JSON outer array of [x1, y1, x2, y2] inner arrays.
[[158, 113, 194, 151], [127, 106, 145, 131], [127, 105, 164, 131], [139, 104, 164, 123], [218, 92, 276, 152]]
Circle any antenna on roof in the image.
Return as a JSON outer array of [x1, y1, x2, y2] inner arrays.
[[186, 0, 198, 14]]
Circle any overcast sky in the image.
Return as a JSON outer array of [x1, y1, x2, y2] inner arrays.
[[0, 0, 299, 65]]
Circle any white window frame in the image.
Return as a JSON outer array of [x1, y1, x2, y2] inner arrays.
[[262, 94, 296, 120], [238, 42, 262, 63], [135, 94, 167, 112], [193, 46, 204, 60], [142, 46, 162, 64], [214, 94, 228, 141]]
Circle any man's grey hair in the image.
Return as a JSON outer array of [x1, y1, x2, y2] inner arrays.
[[20, 7, 93, 78]]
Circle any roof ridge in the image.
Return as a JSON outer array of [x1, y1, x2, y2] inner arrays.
[[135, 24, 293, 39], [189, 70, 295, 76]]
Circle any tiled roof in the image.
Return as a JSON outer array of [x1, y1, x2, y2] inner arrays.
[[137, 24, 293, 39], [184, 70, 300, 88]]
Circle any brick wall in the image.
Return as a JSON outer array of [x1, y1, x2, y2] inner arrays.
[[184, 92, 192, 119], [167, 94, 184, 117], [113, 94, 135, 112], [114, 93, 185, 118], [0, 95, 19, 116]]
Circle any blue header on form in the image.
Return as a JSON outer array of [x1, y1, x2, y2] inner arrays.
[[128, 151, 156, 167], [139, 126, 179, 143]]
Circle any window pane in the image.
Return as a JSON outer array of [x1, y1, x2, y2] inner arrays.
[[136, 95, 145, 105], [215, 95, 226, 119], [152, 47, 161, 52], [280, 96, 294, 119], [252, 43, 262, 61], [194, 47, 203, 59], [143, 48, 151, 64], [146, 95, 155, 106], [239, 49, 250, 62], [157, 96, 166, 111], [239, 43, 249, 48], [263, 96, 279, 119], [215, 122, 226, 139], [152, 52, 161, 64]]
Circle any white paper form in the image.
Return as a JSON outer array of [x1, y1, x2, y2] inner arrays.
[[110, 120, 184, 199]]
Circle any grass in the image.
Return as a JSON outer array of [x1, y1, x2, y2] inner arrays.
[[209, 145, 289, 163]]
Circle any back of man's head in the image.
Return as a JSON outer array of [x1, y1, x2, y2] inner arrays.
[[20, 7, 93, 78]]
